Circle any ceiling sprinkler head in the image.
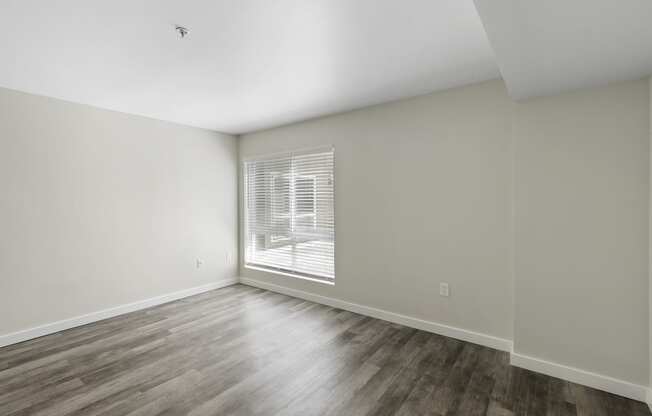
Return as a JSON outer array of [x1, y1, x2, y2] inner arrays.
[[175, 26, 189, 39]]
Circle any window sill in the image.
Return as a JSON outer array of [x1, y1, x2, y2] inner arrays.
[[244, 265, 335, 286]]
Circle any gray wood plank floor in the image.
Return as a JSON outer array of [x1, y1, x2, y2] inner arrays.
[[0, 284, 649, 416]]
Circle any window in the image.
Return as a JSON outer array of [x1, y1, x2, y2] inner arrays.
[[244, 147, 335, 283]]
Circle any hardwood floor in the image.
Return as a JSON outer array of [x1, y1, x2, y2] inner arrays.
[[0, 284, 649, 416]]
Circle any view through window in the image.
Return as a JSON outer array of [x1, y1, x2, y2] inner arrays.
[[243, 147, 335, 282]]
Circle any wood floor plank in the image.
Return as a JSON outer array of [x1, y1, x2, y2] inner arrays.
[[0, 284, 648, 416]]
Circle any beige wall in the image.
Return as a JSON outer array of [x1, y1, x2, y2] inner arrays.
[[239, 78, 651, 386], [0, 88, 238, 336], [240, 80, 515, 341], [513, 80, 650, 385]]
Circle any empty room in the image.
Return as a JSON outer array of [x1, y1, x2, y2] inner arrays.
[[1, 1, 652, 415]]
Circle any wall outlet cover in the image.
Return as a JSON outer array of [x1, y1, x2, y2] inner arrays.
[[440, 282, 450, 297]]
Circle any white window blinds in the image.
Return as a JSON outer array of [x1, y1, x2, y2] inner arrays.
[[244, 147, 335, 282]]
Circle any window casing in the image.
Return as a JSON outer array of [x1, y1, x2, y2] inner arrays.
[[243, 147, 335, 283]]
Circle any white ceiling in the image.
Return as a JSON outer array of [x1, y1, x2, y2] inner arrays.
[[2, 1, 651, 134], [474, 0, 652, 100], [0, 0, 499, 134]]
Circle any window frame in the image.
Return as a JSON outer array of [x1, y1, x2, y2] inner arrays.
[[242, 146, 335, 285]]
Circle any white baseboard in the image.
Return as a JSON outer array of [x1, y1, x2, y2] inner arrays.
[[510, 351, 648, 402], [5, 275, 647, 404], [0, 278, 239, 348], [240, 277, 650, 403], [239, 277, 513, 352]]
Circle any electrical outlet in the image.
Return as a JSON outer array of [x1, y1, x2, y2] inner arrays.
[[196, 258, 203, 269], [440, 282, 450, 297]]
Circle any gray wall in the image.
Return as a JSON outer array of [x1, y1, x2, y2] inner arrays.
[[240, 80, 516, 341], [0, 88, 238, 336], [239, 78, 651, 386], [514, 80, 650, 385]]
